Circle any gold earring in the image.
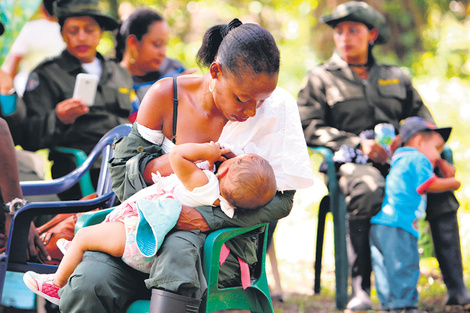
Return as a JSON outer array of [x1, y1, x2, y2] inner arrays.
[[130, 49, 137, 64], [209, 78, 216, 92]]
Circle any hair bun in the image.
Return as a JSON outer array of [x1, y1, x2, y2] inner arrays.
[[220, 18, 243, 37]]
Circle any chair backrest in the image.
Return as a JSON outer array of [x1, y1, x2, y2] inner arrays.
[[200, 223, 273, 313], [20, 124, 132, 197], [0, 124, 132, 301]]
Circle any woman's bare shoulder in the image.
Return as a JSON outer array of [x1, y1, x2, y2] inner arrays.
[[136, 77, 174, 129]]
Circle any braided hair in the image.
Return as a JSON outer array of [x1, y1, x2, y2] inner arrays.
[[196, 18, 280, 77]]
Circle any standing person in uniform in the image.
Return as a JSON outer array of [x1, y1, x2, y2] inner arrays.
[[297, 1, 470, 311], [116, 7, 195, 123], [16, 0, 133, 200]]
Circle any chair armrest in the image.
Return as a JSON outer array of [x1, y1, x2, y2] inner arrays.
[[6, 192, 114, 264]]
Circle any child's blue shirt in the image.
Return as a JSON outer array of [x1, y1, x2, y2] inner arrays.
[[371, 146, 437, 238]]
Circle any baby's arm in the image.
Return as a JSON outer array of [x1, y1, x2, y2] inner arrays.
[[425, 177, 461, 193], [169, 142, 230, 191]]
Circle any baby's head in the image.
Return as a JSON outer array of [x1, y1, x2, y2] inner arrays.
[[400, 117, 452, 165], [217, 153, 277, 211]]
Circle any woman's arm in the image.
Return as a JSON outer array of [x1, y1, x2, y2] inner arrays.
[[194, 190, 295, 231], [109, 79, 177, 201], [174, 191, 295, 232], [297, 70, 361, 152], [108, 124, 168, 202], [136, 78, 176, 182]]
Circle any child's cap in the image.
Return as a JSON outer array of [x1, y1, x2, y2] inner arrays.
[[400, 116, 452, 144]]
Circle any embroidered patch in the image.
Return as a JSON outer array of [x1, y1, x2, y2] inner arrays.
[[25, 72, 40, 92], [119, 87, 130, 94], [378, 78, 399, 85]]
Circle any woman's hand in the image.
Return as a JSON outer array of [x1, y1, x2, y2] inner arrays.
[[360, 139, 388, 164], [175, 205, 210, 232], [436, 158, 456, 178], [27, 222, 51, 263], [56, 98, 89, 124], [4, 214, 51, 262]]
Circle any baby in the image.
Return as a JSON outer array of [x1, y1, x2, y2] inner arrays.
[[24, 141, 277, 305]]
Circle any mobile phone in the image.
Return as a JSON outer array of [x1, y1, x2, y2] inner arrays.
[[73, 73, 99, 106]]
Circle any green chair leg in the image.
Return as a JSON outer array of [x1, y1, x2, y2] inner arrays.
[[309, 147, 348, 310]]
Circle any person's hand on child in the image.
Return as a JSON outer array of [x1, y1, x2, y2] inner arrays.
[[436, 158, 456, 178]]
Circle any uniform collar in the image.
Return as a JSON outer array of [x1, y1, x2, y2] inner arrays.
[[57, 49, 108, 79], [325, 50, 378, 81], [326, 50, 377, 70]]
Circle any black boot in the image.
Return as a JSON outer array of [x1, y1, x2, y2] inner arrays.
[[149, 289, 201, 313], [346, 219, 373, 311], [429, 212, 470, 311]]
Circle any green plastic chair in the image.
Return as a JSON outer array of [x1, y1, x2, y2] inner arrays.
[[309, 147, 348, 310], [200, 223, 272, 313], [76, 210, 273, 313], [52, 146, 95, 197]]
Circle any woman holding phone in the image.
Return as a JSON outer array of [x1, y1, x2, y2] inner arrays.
[[17, 0, 133, 200]]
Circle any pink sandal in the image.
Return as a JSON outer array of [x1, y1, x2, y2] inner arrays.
[[23, 271, 60, 305]]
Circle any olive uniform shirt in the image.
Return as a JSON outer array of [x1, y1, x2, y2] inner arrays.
[[297, 51, 434, 153], [19, 49, 132, 154], [297, 51, 458, 219]]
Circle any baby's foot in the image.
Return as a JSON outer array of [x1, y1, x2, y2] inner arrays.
[[23, 271, 60, 305], [57, 238, 71, 255]]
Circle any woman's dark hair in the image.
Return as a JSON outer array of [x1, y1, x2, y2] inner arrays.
[[43, 0, 55, 16], [115, 8, 164, 62], [196, 18, 280, 77]]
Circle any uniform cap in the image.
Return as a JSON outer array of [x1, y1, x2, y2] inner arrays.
[[321, 1, 391, 45], [400, 117, 452, 144], [53, 0, 118, 31]]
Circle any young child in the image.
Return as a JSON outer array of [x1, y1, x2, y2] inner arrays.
[[23, 141, 277, 305], [369, 117, 460, 313]]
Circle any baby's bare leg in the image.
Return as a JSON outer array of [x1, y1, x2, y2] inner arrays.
[[53, 222, 126, 287]]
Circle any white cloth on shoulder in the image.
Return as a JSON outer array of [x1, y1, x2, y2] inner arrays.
[[218, 87, 314, 191], [137, 123, 175, 153]]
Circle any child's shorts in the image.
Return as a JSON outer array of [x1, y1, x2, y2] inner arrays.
[[121, 216, 155, 273]]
